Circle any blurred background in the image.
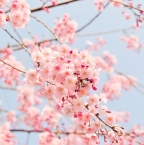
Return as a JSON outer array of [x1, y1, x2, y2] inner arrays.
[[0, 0, 144, 144]]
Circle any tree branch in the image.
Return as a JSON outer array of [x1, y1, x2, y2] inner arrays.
[[1, 28, 31, 55], [111, 0, 144, 13], [10, 129, 137, 138], [11, 39, 55, 51], [114, 69, 144, 96], [0, 59, 26, 74], [0, 86, 16, 90], [31, 0, 83, 13], [11, 25, 144, 51], [10, 129, 84, 135], [30, 15, 63, 45], [76, 3, 109, 33], [76, 25, 144, 37]]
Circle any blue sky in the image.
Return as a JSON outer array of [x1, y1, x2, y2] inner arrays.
[[0, 0, 144, 144]]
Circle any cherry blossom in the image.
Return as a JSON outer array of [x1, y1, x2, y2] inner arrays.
[[0, 0, 144, 144], [94, 0, 104, 12], [121, 35, 143, 51], [102, 74, 136, 99], [0, 123, 17, 145], [0, 0, 9, 7], [0, 48, 25, 86], [0, 10, 7, 27], [54, 13, 78, 43]]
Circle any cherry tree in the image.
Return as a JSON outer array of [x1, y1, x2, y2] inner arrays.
[[0, 0, 144, 144]]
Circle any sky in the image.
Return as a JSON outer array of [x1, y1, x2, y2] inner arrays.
[[0, 0, 144, 144]]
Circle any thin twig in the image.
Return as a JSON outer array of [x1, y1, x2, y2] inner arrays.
[[10, 25, 144, 50], [111, 0, 144, 13], [1, 28, 31, 55], [115, 69, 144, 89], [31, 0, 82, 13], [76, 25, 144, 37], [0, 86, 16, 90], [26, 24, 35, 40], [0, 59, 26, 74], [25, 24, 41, 51], [12, 39, 55, 51], [76, 3, 109, 33], [85, 104, 123, 135], [26, 133, 30, 145], [133, 85, 144, 96], [5, 0, 82, 13], [114, 69, 144, 96], [30, 15, 63, 45], [13, 29, 23, 42], [42, 0, 49, 7], [95, 113, 123, 136]]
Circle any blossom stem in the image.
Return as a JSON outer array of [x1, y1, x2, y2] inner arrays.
[[0, 59, 26, 74], [30, 15, 63, 45]]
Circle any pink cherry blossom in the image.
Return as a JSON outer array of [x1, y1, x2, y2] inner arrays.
[[6, 111, 16, 123], [88, 94, 99, 106], [9, 0, 30, 28], [0, 10, 6, 27], [51, 0, 57, 5], [44, 85, 55, 98], [121, 35, 143, 51], [63, 104, 74, 117], [94, 0, 104, 12], [112, 0, 122, 7], [106, 114, 116, 125], [0, 50, 25, 86], [72, 98, 85, 112], [54, 13, 78, 43], [0, 123, 17, 145], [0, 0, 9, 7]]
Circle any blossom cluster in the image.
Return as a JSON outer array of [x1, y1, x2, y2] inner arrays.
[[17, 84, 61, 130], [39, 132, 63, 145], [22, 106, 61, 130], [19, 44, 125, 143], [102, 75, 136, 99], [86, 37, 106, 51], [0, 123, 17, 145], [0, 47, 25, 86], [26, 44, 100, 98], [105, 125, 144, 145], [95, 51, 117, 73], [0, 0, 30, 28], [0, 0, 143, 144], [112, 111, 130, 123], [121, 35, 143, 51], [94, 0, 123, 12], [17, 85, 41, 111], [54, 13, 78, 43], [50, 0, 58, 6], [23, 37, 51, 52]]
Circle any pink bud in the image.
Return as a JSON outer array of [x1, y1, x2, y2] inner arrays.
[[67, 60, 71, 63], [78, 112, 83, 117], [73, 113, 77, 118], [106, 110, 111, 113], [92, 84, 97, 91], [69, 50, 73, 54], [0, 10, 3, 13], [81, 64, 85, 68]]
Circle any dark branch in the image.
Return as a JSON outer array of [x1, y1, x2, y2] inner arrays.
[[31, 0, 82, 13]]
